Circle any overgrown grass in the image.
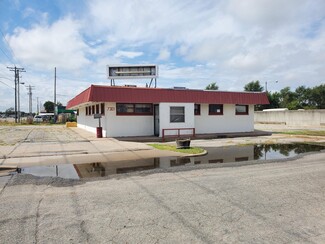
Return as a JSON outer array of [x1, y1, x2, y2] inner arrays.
[[276, 130, 325, 136], [149, 143, 205, 154], [0, 120, 64, 126]]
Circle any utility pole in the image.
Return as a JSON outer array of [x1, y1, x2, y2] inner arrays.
[[54, 67, 57, 123], [7, 66, 25, 123], [37, 97, 39, 114], [26, 85, 35, 116], [17, 73, 25, 123]]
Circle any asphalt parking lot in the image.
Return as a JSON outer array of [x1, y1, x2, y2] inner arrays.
[[1, 124, 325, 243]]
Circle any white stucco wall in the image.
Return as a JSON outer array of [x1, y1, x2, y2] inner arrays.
[[195, 104, 254, 134], [159, 103, 195, 137], [77, 106, 108, 137], [77, 103, 154, 137], [76, 102, 255, 137], [104, 102, 154, 137]]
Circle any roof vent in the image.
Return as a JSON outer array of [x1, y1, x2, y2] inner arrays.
[[124, 85, 137, 87], [173, 86, 187, 90]]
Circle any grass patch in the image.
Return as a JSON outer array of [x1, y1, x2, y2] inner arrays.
[[276, 130, 325, 136], [149, 143, 205, 154]]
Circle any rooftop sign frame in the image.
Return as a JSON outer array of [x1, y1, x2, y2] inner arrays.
[[107, 64, 158, 80]]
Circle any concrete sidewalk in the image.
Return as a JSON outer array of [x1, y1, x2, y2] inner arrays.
[[0, 126, 183, 167], [1, 124, 325, 168]]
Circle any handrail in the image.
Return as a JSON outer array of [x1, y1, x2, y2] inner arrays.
[[162, 128, 195, 142]]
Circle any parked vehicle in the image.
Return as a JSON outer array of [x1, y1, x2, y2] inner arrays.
[[33, 115, 43, 122]]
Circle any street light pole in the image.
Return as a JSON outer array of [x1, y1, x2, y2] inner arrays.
[[265, 81, 267, 92], [265, 80, 278, 92]]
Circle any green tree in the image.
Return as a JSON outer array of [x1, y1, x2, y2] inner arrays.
[[279, 87, 297, 109], [5, 107, 14, 116], [244, 80, 264, 92], [205, 82, 219, 90], [264, 92, 281, 109], [243, 80, 264, 111], [43, 101, 54, 113], [294, 86, 312, 109], [309, 84, 325, 109]]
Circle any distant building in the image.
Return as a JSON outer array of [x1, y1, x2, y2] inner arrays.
[[67, 85, 269, 138]]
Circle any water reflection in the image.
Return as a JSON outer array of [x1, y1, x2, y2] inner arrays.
[[19, 143, 325, 179]]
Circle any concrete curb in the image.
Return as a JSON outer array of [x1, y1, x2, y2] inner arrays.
[[181, 149, 208, 157]]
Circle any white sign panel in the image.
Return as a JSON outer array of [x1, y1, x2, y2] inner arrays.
[[107, 64, 158, 79]]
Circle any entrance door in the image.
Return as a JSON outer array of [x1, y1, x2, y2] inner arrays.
[[154, 104, 159, 136]]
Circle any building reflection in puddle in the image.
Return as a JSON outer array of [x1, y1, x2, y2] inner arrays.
[[19, 143, 325, 179], [74, 145, 255, 178]]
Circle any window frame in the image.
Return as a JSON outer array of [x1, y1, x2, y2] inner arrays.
[[209, 104, 223, 115], [235, 104, 249, 115], [100, 103, 105, 115], [194, 104, 201, 116], [170, 106, 185, 123], [116, 103, 153, 116]]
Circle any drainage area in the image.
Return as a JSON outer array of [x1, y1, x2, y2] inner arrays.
[[18, 143, 325, 179]]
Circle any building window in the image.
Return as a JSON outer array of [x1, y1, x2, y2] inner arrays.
[[96, 104, 99, 114], [236, 105, 249, 115], [116, 103, 153, 115], [92, 105, 95, 115], [135, 104, 152, 113], [194, 104, 201, 115], [101, 103, 105, 115], [86, 107, 88, 116], [77, 109, 79, 116], [170, 106, 185, 123], [209, 104, 223, 115]]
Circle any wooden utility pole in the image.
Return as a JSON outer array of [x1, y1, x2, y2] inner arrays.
[[7, 66, 25, 123], [54, 67, 57, 123]]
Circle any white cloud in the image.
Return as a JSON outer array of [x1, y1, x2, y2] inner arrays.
[[157, 48, 170, 61], [7, 17, 90, 71], [1, 0, 325, 112], [114, 50, 143, 59]]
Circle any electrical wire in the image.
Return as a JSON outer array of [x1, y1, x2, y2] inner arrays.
[[0, 79, 14, 89], [0, 28, 18, 65]]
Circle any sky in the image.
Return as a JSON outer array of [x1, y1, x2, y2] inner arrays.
[[0, 0, 324, 112]]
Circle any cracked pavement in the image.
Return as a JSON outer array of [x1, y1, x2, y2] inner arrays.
[[1, 151, 325, 243], [1, 124, 325, 243]]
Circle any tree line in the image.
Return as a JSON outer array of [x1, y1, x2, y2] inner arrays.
[[244, 80, 325, 110], [206, 81, 325, 110]]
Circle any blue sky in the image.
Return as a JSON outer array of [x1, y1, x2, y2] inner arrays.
[[0, 0, 325, 112]]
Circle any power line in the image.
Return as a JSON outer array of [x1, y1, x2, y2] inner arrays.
[[0, 28, 18, 65], [0, 46, 14, 64], [0, 79, 14, 89]]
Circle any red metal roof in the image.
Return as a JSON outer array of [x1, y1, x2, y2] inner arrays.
[[67, 85, 269, 109]]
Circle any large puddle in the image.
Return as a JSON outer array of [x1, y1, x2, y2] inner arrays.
[[18, 143, 325, 179]]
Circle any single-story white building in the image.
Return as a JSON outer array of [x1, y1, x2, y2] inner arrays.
[[66, 85, 269, 138]]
